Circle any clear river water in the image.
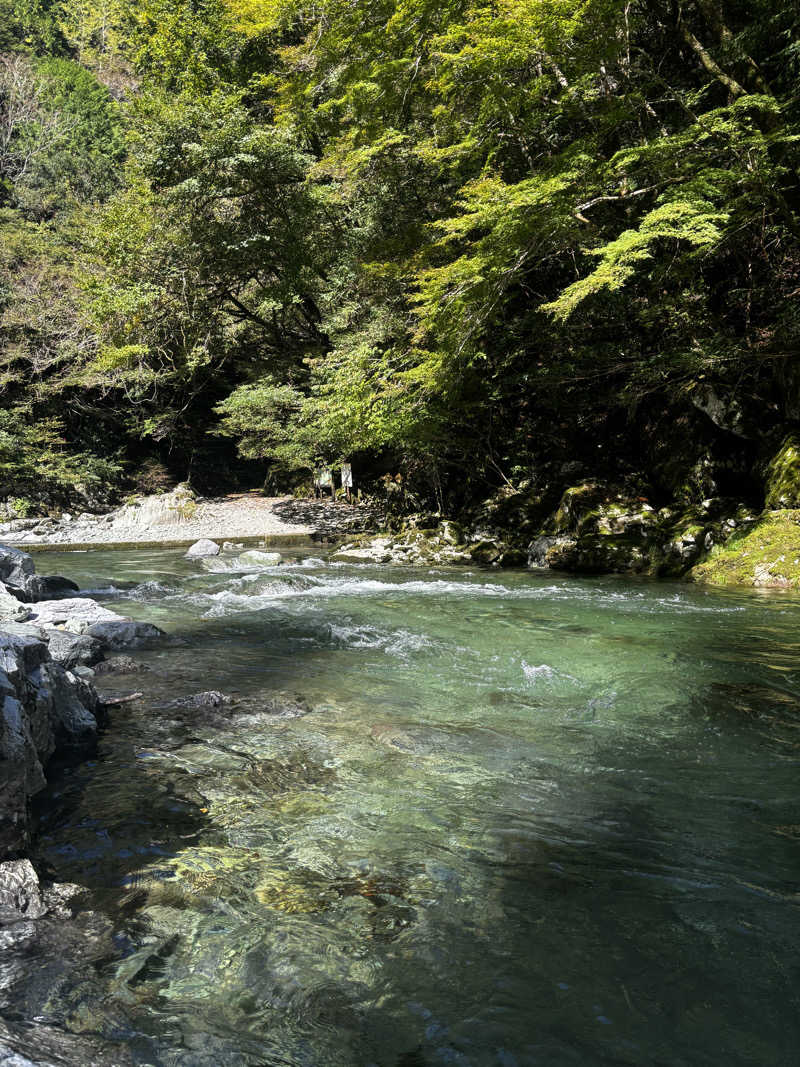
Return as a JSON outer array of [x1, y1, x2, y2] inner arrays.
[[7, 546, 800, 1066]]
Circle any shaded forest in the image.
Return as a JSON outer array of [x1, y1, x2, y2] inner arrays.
[[1, 0, 798, 517]]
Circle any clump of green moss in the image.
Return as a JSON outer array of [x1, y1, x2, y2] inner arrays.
[[689, 510, 800, 588], [765, 436, 800, 509]]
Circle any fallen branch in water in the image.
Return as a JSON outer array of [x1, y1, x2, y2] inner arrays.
[[101, 692, 144, 706]]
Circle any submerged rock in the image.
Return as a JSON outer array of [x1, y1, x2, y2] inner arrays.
[[0, 1018, 132, 1067], [237, 549, 282, 567], [166, 690, 232, 710], [93, 655, 150, 675], [185, 538, 220, 558]]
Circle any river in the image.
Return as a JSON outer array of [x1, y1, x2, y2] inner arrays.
[[7, 546, 800, 1065]]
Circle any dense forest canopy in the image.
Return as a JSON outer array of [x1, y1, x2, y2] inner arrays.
[[0, 0, 798, 512]]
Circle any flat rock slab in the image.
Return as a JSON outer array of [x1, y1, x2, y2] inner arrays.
[[27, 598, 123, 628]]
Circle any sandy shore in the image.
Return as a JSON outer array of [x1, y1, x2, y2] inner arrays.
[[0, 493, 376, 549]]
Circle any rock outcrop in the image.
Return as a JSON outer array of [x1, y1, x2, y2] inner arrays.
[[689, 509, 800, 588], [0, 545, 78, 604], [1, 628, 99, 858], [0, 543, 168, 860]]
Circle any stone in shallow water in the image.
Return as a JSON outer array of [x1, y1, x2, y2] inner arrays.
[[45, 630, 104, 670], [0, 1018, 132, 1067], [0, 859, 46, 922], [184, 538, 220, 558], [166, 691, 232, 709], [233, 749, 336, 795], [85, 619, 166, 650], [237, 549, 282, 567], [26, 598, 122, 628], [93, 655, 150, 675]]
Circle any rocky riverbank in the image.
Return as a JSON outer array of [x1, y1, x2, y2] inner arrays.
[[0, 544, 172, 1064], [0, 488, 376, 548], [332, 485, 763, 579], [1, 544, 172, 858]]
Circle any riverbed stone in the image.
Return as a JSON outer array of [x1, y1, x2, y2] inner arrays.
[[166, 691, 232, 709], [0, 583, 30, 623], [0, 1018, 132, 1067], [238, 550, 282, 567], [44, 630, 105, 670], [85, 619, 166, 650], [26, 598, 123, 629], [185, 538, 221, 558], [93, 655, 150, 675], [0, 859, 47, 922]]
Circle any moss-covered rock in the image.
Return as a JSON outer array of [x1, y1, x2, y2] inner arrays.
[[765, 436, 800, 509], [331, 529, 473, 566], [469, 539, 503, 565], [532, 533, 651, 574], [689, 509, 800, 588]]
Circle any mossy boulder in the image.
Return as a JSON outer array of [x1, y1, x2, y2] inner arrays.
[[467, 483, 552, 541], [469, 539, 503, 565], [689, 509, 800, 588], [550, 483, 608, 533], [765, 436, 800, 509], [549, 483, 658, 536]]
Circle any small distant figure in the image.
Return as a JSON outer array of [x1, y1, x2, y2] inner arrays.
[[341, 461, 353, 503]]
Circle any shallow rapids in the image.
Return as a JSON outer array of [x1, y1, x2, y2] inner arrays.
[[7, 546, 800, 1065]]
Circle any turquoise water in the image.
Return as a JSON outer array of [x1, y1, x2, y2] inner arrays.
[[11, 547, 800, 1065]]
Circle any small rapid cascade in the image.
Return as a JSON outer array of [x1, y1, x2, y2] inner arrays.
[[3, 545, 799, 1066]]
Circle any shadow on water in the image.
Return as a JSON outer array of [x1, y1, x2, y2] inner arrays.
[[0, 687, 214, 1064], [483, 713, 800, 1067], [5, 616, 432, 1065]]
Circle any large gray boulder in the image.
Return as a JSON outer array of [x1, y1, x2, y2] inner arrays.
[[22, 575, 80, 602], [0, 544, 35, 597], [25, 598, 122, 629], [1, 629, 99, 858], [25, 598, 165, 651], [44, 630, 105, 670], [0, 582, 30, 624], [85, 619, 165, 650], [0, 545, 78, 603], [0, 858, 47, 922]]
